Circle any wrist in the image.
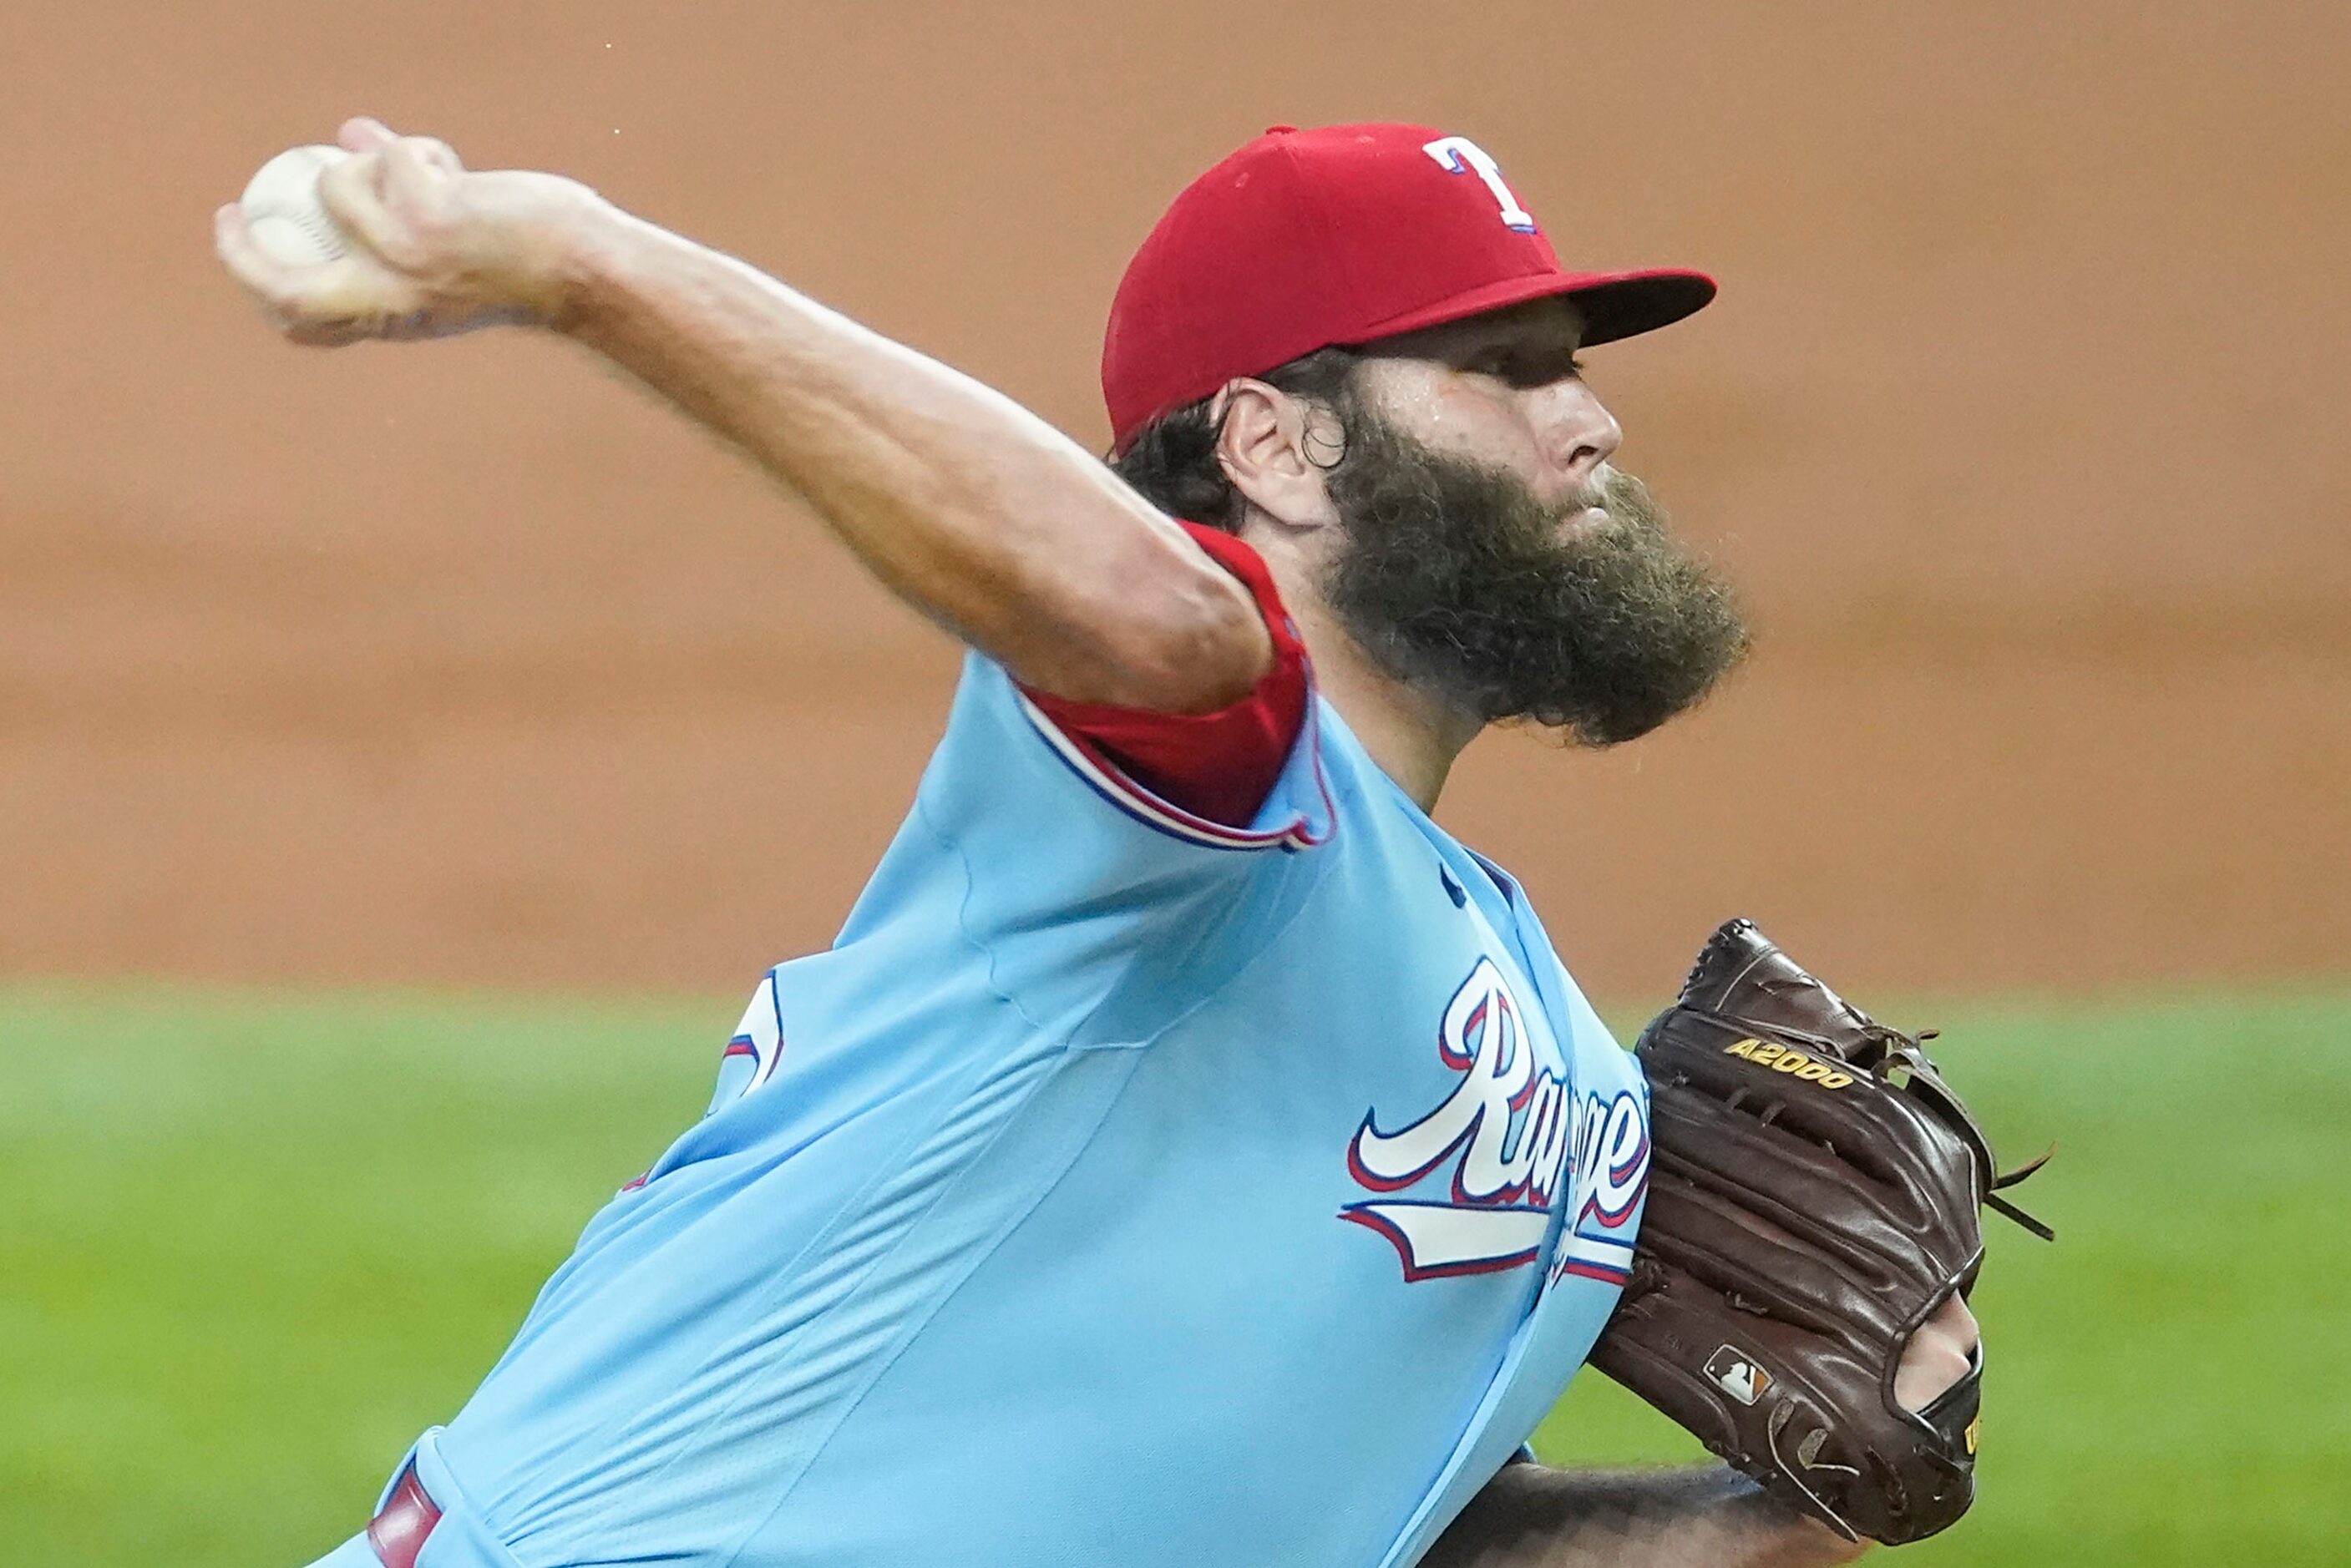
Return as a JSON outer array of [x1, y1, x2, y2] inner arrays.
[[1717, 1488, 1871, 1568], [502, 179, 626, 332]]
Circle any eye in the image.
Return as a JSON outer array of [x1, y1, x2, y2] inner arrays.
[[1532, 352, 1587, 384], [1464, 349, 1584, 387]]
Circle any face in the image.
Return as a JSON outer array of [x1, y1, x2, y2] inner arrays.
[[1315, 299, 1750, 745], [1351, 298, 1625, 510]]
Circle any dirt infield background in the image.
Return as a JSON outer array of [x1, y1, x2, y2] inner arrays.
[[2, 0, 2343, 1000]]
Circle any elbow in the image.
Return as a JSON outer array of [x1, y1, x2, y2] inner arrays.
[[1120, 581, 1274, 713], [1031, 565, 1274, 714]]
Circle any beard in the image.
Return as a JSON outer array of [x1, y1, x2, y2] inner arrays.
[[1320, 406, 1751, 746]]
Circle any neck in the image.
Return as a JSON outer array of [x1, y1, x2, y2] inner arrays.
[[1286, 593, 1483, 812]]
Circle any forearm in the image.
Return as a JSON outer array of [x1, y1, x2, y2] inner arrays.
[[550, 203, 1261, 706], [1417, 1464, 1866, 1568]]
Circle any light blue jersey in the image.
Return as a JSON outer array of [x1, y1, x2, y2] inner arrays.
[[324, 653, 1649, 1568]]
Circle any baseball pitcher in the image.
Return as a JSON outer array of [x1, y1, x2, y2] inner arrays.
[[217, 119, 1990, 1568]]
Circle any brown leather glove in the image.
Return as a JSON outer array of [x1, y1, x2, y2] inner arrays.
[[1588, 919, 2050, 1545]]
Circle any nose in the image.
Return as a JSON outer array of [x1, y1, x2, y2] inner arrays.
[[1530, 380, 1622, 491]]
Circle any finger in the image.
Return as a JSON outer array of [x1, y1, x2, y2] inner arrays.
[[317, 152, 423, 271], [339, 116, 398, 153], [380, 137, 456, 214], [412, 136, 464, 175], [338, 117, 460, 176], [1893, 1332, 1972, 1413], [1925, 1292, 1979, 1353], [216, 202, 420, 341], [215, 202, 304, 303]]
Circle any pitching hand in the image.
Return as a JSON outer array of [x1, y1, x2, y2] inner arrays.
[[215, 117, 604, 346]]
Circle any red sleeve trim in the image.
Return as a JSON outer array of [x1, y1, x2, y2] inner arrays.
[[1018, 522, 1311, 832]]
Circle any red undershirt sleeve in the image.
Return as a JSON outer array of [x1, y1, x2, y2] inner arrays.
[[1017, 522, 1311, 831]]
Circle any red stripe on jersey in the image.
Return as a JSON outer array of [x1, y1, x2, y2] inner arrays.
[[1020, 522, 1310, 831]]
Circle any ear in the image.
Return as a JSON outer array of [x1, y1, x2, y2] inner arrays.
[[1214, 379, 1345, 534]]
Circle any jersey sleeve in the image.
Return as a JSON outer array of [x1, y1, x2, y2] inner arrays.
[[1017, 523, 1310, 832]]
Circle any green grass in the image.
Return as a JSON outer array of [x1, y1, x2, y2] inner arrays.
[[0, 984, 715, 1565], [3, 981, 2346, 1565]]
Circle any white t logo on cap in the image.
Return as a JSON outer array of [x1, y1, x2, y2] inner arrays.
[[1422, 136, 1538, 234]]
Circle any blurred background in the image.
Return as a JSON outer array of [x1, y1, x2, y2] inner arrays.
[[2, 1, 2344, 1564]]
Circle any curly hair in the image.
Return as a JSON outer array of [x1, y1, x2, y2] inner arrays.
[[1107, 347, 1360, 534]]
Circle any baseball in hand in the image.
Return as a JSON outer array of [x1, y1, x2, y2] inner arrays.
[[239, 145, 355, 266]]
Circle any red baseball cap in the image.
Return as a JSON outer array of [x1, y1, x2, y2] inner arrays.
[[1102, 123, 1715, 452]]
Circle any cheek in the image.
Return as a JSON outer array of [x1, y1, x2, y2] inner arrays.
[[1436, 392, 1543, 470], [1385, 377, 1541, 468]]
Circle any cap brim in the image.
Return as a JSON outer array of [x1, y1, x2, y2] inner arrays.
[[1357, 266, 1716, 349]]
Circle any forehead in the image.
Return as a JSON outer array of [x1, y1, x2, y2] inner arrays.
[[1357, 296, 1588, 360]]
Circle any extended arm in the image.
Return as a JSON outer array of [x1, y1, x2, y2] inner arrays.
[[1419, 1464, 1865, 1568], [212, 118, 1269, 713]]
